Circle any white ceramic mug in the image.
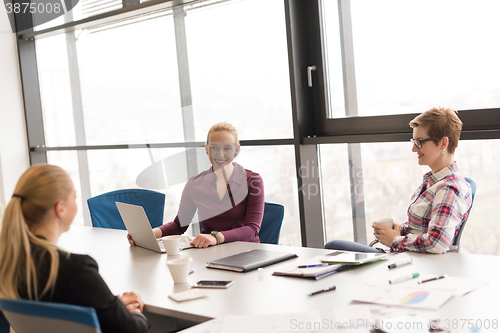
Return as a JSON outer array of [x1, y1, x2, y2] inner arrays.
[[372, 217, 394, 228], [161, 235, 182, 255], [167, 257, 193, 284]]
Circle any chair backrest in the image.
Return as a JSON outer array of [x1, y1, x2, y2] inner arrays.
[[0, 299, 101, 333], [87, 189, 165, 230], [0, 311, 9, 333], [259, 202, 285, 245], [449, 177, 476, 252]]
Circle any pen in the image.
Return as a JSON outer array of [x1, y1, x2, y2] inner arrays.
[[389, 272, 419, 284], [298, 264, 331, 268], [189, 269, 195, 275], [308, 285, 336, 296], [418, 274, 447, 284], [388, 258, 413, 269]]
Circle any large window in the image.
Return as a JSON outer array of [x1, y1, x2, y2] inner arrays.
[[185, 0, 293, 140], [18, 0, 500, 253], [323, 0, 500, 118], [33, 0, 298, 245]]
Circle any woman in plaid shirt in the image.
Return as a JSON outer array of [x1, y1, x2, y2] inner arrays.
[[325, 107, 473, 254]]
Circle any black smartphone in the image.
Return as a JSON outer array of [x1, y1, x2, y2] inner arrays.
[[192, 280, 235, 289]]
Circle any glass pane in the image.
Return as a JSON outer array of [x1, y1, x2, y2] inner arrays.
[[86, 148, 184, 225], [454, 140, 500, 255], [319, 144, 354, 241], [37, 34, 77, 147], [47, 151, 84, 225], [185, 0, 294, 141], [324, 0, 500, 118], [322, 0, 346, 118], [236, 145, 300, 246], [360, 142, 427, 244], [76, 13, 184, 145]]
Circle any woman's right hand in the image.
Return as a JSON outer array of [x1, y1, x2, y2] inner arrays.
[[127, 233, 136, 246]]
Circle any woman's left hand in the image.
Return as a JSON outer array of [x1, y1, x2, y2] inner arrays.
[[373, 223, 401, 247], [190, 234, 217, 248]]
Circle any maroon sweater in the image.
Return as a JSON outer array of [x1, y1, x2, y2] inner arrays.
[[158, 163, 265, 243]]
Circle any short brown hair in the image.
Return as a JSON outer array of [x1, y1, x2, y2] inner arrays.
[[409, 107, 463, 154], [206, 122, 239, 145]]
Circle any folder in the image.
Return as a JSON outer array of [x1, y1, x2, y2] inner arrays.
[[320, 251, 387, 265], [272, 256, 350, 280], [206, 249, 298, 272]]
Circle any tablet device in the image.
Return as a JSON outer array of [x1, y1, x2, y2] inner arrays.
[[320, 251, 386, 265], [116, 202, 165, 253]]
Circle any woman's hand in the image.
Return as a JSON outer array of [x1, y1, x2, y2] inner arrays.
[[127, 233, 136, 246], [373, 223, 401, 247], [190, 234, 217, 248], [118, 291, 144, 313]]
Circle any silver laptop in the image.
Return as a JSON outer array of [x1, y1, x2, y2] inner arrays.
[[116, 202, 165, 253]]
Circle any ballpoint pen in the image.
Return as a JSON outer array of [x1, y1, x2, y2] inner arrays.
[[389, 272, 419, 284], [418, 274, 447, 284], [388, 258, 413, 269], [298, 264, 331, 268], [308, 285, 336, 296]]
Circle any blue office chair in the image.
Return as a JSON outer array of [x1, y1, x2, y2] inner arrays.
[[0, 299, 101, 333], [0, 311, 9, 333], [449, 177, 476, 253], [87, 189, 165, 230], [259, 202, 285, 245]]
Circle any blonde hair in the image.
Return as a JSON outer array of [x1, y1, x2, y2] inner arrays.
[[0, 164, 73, 300], [409, 107, 463, 154], [206, 122, 240, 145]]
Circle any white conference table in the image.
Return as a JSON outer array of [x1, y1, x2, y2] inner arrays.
[[59, 226, 500, 332]]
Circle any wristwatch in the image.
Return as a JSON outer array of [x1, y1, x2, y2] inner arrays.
[[210, 231, 220, 245]]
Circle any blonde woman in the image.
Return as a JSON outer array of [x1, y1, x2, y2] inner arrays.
[[128, 122, 265, 248], [0, 164, 148, 332]]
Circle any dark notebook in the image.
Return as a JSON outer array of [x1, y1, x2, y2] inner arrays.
[[206, 249, 298, 272]]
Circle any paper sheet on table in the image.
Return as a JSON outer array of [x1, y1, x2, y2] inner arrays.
[[333, 303, 439, 330], [180, 235, 195, 250], [220, 311, 322, 333], [365, 274, 488, 297], [351, 286, 454, 310]]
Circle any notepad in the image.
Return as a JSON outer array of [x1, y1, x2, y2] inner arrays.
[[273, 256, 349, 280], [168, 289, 208, 302], [206, 249, 298, 272]]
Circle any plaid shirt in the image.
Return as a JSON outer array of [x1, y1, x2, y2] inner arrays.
[[390, 162, 472, 254]]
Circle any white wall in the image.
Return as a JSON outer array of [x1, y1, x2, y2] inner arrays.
[[0, 8, 30, 205]]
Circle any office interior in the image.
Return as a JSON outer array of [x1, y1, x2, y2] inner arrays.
[[2, 1, 500, 257]]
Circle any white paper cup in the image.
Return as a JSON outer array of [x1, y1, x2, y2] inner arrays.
[[167, 257, 193, 284], [161, 235, 182, 255], [372, 218, 394, 228]]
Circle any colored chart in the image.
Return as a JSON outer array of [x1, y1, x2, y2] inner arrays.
[[400, 291, 429, 305]]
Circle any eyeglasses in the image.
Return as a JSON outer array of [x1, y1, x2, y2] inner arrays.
[[411, 138, 436, 149]]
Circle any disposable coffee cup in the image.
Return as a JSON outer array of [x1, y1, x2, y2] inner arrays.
[[167, 257, 193, 284], [162, 235, 182, 255], [372, 218, 394, 228]]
